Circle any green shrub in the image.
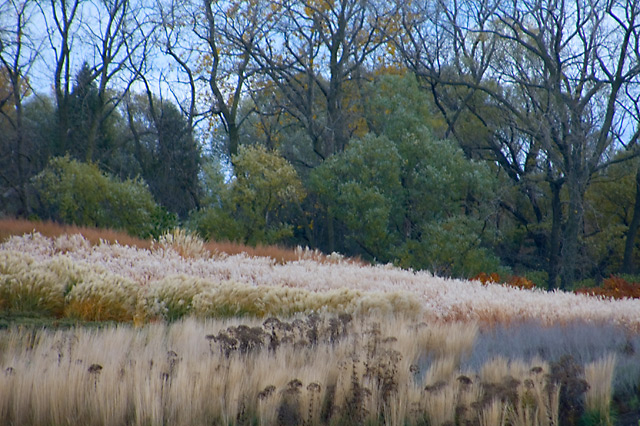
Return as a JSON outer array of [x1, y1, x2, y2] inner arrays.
[[32, 156, 159, 238]]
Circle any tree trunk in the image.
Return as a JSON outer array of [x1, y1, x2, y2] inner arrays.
[[559, 172, 587, 290], [547, 180, 562, 290], [12, 74, 29, 217], [228, 123, 240, 158], [622, 166, 640, 274]]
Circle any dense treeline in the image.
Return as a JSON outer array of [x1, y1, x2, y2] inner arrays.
[[2, 0, 640, 289]]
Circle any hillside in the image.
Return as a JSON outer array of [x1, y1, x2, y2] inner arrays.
[[2, 225, 639, 330]]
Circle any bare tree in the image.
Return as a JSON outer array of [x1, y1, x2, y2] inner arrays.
[[0, 0, 40, 216], [398, 0, 640, 288], [38, 0, 150, 162], [156, 0, 271, 158], [37, 0, 82, 155], [251, 0, 396, 160]]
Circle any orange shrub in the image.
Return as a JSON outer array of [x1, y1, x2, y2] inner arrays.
[[471, 272, 536, 290], [575, 276, 640, 300]]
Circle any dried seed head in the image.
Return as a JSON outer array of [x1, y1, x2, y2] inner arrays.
[[88, 364, 103, 374], [307, 382, 322, 393], [425, 380, 447, 393], [287, 379, 303, 390], [457, 375, 473, 386], [258, 385, 276, 400], [530, 366, 544, 375], [263, 317, 282, 329]]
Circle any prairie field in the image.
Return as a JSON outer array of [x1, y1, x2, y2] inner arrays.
[[1, 225, 640, 425]]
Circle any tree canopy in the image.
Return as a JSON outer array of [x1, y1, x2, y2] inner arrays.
[[2, 0, 640, 287]]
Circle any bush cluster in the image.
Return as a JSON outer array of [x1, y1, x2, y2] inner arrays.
[[472, 272, 537, 290], [575, 276, 640, 300], [31, 156, 167, 238]]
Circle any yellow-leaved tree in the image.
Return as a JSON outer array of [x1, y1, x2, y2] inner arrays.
[[191, 145, 305, 245]]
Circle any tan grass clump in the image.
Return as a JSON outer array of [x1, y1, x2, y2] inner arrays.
[[190, 282, 423, 319], [64, 271, 138, 321], [0, 251, 86, 316], [153, 228, 210, 259], [584, 354, 616, 425]]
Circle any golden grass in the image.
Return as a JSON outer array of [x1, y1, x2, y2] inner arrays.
[[584, 354, 616, 425], [0, 315, 575, 426]]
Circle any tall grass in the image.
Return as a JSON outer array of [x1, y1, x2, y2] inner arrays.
[[0, 218, 358, 264], [2, 231, 640, 329], [1, 315, 607, 426], [0, 218, 151, 249], [584, 354, 617, 426]]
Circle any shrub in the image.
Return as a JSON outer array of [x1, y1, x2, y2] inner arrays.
[[472, 272, 537, 290], [32, 156, 159, 238], [575, 276, 640, 300]]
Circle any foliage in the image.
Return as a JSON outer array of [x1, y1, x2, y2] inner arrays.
[[31, 156, 160, 238], [584, 158, 640, 276], [192, 145, 305, 245], [575, 276, 640, 300], [310, 76, 500, 277], [473, 272, 538, 290], [310, 134, 402, 259], [123, 94, 202, 218]]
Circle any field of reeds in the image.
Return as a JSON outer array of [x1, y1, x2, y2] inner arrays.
[[1, 221, 640, 425], [2, 315, 637, 426]]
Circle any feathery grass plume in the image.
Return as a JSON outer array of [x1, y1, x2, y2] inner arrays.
[[153, 228, 209, 259], [480, 357, 537, 385], [64, 271, 138, 321], [0, 316, 634, 426], [584, 354, 616, 426], [191, 281, 421, 319], [143, 275, 212, 321], [4, 230, 640, 330], [424, 381, 458, 426], [0, 252, 87, 316]]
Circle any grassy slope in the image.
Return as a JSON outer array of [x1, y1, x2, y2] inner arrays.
[[1, 219, 640, 424]]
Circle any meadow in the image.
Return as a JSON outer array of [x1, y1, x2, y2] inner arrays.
[[1, 221, 640, 425]]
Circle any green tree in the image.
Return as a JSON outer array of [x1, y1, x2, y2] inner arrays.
[[397, 0, 640, 288], [124, 92, 202, 218], [32, 156, 160, 238], [310, 74, 500, 277], [584, 158, 640, 278], [310, 134, 402, 258], [191, 145, 305, 245]]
